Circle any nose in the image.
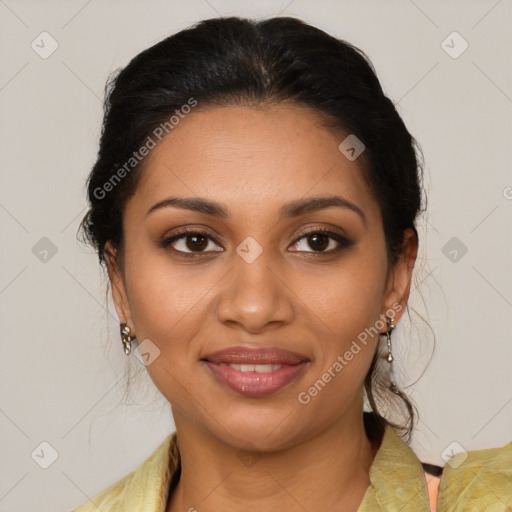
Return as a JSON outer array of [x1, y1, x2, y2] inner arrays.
[[215, 244, 295, 334]]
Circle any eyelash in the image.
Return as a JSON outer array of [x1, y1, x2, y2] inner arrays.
[[159, 227, 353, 259]]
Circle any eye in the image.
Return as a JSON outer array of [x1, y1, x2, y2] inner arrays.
[[160, 229, 223, 257], [160, 227, 352, 258], [289, 229, 352, 254]]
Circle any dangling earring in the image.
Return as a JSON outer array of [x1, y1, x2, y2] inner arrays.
[[385, 315, 398, 393], [120, 322, 133, 355]]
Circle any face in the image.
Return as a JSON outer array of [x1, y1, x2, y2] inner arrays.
[[108, 103, 417, 451]]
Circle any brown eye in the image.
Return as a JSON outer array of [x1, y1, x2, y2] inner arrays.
[[289, 229, 352, 254], [184, 234, 208, 251], [307, 233, 330, 251], [161, 230, 223, 255]]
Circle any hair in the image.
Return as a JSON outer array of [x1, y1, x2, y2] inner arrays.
[[79, 16, 427, 444]]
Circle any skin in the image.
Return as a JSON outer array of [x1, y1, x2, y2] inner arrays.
[[106, 102, 418, 512]]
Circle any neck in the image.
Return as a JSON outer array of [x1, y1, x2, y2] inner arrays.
[[167, 410, 380, 512]]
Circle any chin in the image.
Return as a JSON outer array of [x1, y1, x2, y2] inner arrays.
[[207, 404, 311, 452]]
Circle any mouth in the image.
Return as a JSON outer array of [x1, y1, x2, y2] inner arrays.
[[201, 346, 310, 397]]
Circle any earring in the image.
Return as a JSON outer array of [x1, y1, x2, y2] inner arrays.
[[385, 315, 398, 393], [120, 322, 133, 355]]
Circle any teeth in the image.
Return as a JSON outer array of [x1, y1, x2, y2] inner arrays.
[[219, 363, 282, 372]]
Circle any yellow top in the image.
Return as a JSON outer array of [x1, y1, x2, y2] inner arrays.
[[72, 425, 512, 512]]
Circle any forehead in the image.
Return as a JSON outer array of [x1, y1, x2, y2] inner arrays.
[[130, 103, 379, 221]]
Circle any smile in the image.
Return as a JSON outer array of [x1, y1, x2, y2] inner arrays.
[[218, 363, 283, 372], [202, 345, 310, 397]]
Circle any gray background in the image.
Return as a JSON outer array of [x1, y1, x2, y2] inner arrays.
[[0, 1, 511, 511]]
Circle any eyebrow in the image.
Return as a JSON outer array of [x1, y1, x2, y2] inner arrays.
[[146, 195, 366, 225]]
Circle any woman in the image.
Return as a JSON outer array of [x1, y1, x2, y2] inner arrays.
[[72, 16, 511, 512]]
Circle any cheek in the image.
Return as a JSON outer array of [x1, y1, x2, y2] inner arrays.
[[293, 249, 387, 392], [121, 251, 228, 399], [122, 255, 211, 405], [124, 251, 212, 340], [297, 249, 387, 342]]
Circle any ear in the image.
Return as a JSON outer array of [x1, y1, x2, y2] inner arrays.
[[105, 241, 134, 330], [381, 228, 418, 326]]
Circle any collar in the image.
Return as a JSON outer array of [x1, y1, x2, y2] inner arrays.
[[122, 424, 430, 512], [358, 424, 430, 511]]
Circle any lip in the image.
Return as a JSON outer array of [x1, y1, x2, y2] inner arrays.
[[202, 346, 309, 365], [202, 346, 310, 397]]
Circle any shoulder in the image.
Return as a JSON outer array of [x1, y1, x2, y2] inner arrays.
[[70, 470, 135, 511], [70, 432, 179, 512], [435, 440, 512, 511]]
